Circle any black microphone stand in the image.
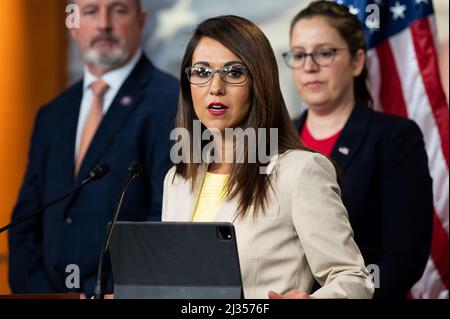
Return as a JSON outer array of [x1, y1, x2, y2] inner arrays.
[[0, 164, 109, 234], [94, 162, 142, 299]]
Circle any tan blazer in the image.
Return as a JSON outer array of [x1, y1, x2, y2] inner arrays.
[[162, 150, 374, 299]]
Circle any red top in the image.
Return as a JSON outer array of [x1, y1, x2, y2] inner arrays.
[[300, 124, 342, 156]]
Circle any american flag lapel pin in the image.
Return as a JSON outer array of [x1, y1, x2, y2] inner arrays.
[[120, 95, 133, 107], [338, 146, 350, 156]]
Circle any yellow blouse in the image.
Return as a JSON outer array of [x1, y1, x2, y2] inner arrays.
[[192, 172, 229, 222]]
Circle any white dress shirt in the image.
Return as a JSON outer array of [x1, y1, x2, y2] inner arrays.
[[74, 49, 142, 159]]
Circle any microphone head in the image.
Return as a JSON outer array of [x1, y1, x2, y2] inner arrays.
[[128, 162, 143, 178], [89, 164, 110, 181]]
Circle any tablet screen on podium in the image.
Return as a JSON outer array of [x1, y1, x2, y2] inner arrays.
[[109, 221, 243, 299]]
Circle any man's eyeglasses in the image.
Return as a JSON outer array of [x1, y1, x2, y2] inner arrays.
[[185, 64, 249, 85], [282, 45, 353, 69]]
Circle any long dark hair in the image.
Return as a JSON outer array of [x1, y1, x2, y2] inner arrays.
[[290, 0, 373, 107], [175, 15, 312, 217]]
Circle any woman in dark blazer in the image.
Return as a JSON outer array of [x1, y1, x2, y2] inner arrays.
[[284, 1, 433, 298]]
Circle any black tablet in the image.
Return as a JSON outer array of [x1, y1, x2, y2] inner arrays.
[[109, 221, 243, 299]]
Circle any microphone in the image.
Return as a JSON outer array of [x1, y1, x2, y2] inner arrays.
[[94, 162, 143, 299], [128, 162, 143, 179], [0, 164, 110, 234], [89, 164, 110, 181]]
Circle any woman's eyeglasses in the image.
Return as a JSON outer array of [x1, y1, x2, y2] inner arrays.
[[282, 45, 353, 69], [185, 64, 249, 85]]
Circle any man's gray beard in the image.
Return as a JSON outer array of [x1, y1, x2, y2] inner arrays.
[[84, 47, 128, 69]]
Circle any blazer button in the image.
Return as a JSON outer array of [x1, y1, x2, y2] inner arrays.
[[65, 217, 73, 225]]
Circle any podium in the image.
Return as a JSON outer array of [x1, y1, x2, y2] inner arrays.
[[0, 294, 82, 299]]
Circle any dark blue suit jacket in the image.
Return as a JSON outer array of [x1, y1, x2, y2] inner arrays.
[[8, 55, 179, 295], [294, 106, 433, 299]]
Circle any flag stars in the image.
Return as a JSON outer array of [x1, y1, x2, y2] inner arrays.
[[348, 5, 360, 15], [416, 0, 429, 4], [390, 1, 407, 20]]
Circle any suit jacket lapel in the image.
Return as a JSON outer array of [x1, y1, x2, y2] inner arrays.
[[215, 195, 240, 224], [75, 56, 155, 181], [174, 164, 239, 223], [293, 111, 307, 133], [54, 81, 83, 189], [176, 164, 207, 221], [330, 106, 372, 173], [295, 106, 372, 174]]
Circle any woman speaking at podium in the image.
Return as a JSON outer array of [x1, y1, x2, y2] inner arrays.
[[162, 15, 374, 299]]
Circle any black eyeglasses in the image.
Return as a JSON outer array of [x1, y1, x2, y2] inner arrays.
[[282, 45, 353, 69], [185, 64, 249, 85]]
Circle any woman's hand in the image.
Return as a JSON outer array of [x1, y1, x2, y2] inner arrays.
[[268, 290, 311, 299]]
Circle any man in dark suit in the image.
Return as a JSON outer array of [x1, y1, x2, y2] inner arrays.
[[8, 0, 179, 295]]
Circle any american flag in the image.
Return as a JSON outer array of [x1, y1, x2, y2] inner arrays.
[[337, 0, 449, 298]]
